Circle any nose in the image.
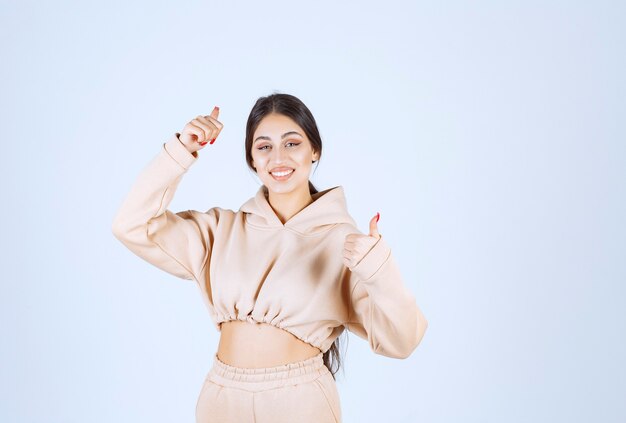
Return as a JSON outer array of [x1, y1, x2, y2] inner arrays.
[[271, 145, 287, 163]]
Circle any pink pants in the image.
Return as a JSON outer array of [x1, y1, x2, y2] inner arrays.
[[195, 351, 342, 423]]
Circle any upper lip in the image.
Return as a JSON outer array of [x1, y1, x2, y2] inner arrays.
[[270, 167, 294, 173]]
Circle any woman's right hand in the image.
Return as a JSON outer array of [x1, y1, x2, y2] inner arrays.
[[179, 106, 223, 154]]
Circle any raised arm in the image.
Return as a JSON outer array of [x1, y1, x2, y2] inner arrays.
[[345, 234, 428, 359], [112, 107, 224, 282], [112, 133, 213, 281]]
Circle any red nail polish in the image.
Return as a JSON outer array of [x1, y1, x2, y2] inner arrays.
[[200, 141, 208, 146], [210, 138, 216, 144], [376, 212, 380, 222]]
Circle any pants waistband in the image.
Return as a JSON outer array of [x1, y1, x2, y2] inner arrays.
[[207, 351, 327, 391]]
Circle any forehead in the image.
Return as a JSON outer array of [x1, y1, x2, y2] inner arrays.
[[254, 113, 304, 137]]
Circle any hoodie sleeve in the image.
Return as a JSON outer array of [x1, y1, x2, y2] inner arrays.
[[345, 234, 428, 359], [111, 133, 220, 282]]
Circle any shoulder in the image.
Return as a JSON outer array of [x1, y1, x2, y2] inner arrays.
[[207, 206, 235, 215], [180, 206, 237, 224]]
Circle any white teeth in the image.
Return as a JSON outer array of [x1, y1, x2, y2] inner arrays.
[[271, 169, 294, 177]]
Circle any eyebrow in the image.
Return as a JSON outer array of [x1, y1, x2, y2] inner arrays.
[[254, 131, 303, 144]]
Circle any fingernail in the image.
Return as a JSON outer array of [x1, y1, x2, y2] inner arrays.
[[200, 141, 208, 146], [210, 138, 216, 144], [376, 212, 380, 222]]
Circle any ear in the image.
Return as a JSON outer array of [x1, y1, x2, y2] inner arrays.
[[312, 150, 319, 162]]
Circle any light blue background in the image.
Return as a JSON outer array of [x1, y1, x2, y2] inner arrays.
[[2, 1, 624, 422]]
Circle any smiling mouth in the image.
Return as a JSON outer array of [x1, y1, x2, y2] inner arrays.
[[270, 168, 294, 180]]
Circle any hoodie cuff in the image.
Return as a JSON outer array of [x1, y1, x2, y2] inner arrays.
[[163, 132, 198, 170], [350, 235, 392, 281]]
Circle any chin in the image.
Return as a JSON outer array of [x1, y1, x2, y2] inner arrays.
[[266, 183, 295, 194], [264, 177, 307, 194]]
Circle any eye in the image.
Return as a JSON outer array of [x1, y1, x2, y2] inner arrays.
[[257, 142, 300, 151]]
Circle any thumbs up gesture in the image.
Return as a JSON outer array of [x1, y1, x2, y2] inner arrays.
[[179, 106, 223, 154], [343, 212, 381, 269]]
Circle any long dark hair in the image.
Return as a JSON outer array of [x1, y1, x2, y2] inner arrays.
[[244, 92, 346, 380]]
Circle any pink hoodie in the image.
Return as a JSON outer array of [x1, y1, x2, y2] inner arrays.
[[112, 133, 428, 358]]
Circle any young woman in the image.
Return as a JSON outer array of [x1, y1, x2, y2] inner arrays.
[[111, 93, 428, 423]]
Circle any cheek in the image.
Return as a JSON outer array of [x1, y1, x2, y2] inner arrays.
[[294, 150, 314, 163], [251, 153, 265, 167]]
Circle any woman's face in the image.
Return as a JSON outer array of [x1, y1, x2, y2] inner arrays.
[[251, 113, 319, 196]]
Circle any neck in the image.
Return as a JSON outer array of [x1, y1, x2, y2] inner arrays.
[[266, 183, 313, 224]]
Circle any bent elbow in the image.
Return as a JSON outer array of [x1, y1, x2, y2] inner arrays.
[[406, 314, 428, 355], [111, 214, 137, 244], [111, 217, 127, 241], [391, 313, 429, 359], [374, 338, 418, 359], [395, 328, 428, 359], [392, 344, 417, 360], [372, 322, 427, 360], [416, 314, 428, 345]]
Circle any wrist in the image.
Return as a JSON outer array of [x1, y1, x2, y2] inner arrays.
[[175, 132, 198, 157]]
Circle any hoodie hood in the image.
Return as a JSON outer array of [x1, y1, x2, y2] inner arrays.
[[239, 185, 357, 235]]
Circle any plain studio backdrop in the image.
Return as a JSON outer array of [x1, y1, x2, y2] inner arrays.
[[1, 1, 624, 422]]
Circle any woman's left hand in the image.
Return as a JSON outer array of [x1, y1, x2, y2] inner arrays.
[[343, 212, 381, 269]]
